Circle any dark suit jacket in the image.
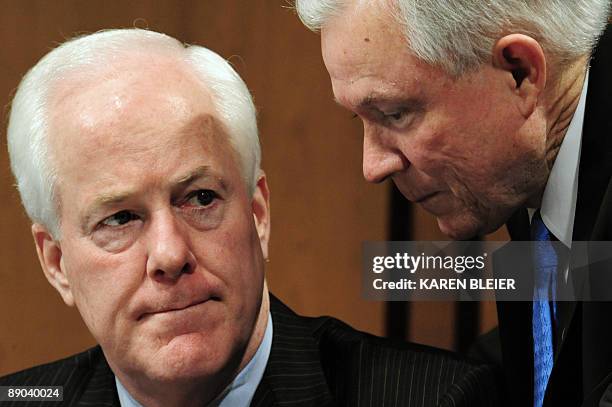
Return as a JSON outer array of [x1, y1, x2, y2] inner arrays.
[[475, 24, 612, 407], [0, 294, 499, 406]]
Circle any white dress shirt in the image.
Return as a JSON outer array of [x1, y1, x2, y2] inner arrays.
[[529, 71, 590, 248]]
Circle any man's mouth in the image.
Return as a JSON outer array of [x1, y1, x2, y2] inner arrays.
[[414, 191, 439, 203], [138, 296, 220, 320], [158, 299, 209, 314]]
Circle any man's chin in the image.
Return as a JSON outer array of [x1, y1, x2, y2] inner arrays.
[[436, 215, 483, 240], [436, 212, 506, 240], [120, 333, 239, 384]]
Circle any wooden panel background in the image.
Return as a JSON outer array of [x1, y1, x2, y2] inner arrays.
[[0, 0, 501, 377]]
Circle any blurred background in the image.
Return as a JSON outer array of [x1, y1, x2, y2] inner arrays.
[[0, 0, 507, 376]]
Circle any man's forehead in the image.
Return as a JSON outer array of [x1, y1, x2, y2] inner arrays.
[[321, 7, 433, 110], [321, 2, 403, 62], [55, 109, 229, 170], [320, 3, 418, 93], [49, 55, 214, 137], [45, 55, 238, 193]]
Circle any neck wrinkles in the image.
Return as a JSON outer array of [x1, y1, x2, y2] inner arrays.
[[543, 56, 589, 170]]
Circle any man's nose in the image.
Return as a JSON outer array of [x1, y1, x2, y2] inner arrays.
[[146, 211, 196, 283], [362, 126, 408, 183]]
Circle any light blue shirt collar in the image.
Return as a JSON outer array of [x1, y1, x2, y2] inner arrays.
[[115, 312, 273, 407], [529, 71, 589, 248]]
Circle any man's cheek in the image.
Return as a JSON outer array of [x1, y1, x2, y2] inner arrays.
[[445, 177, 484, 211]]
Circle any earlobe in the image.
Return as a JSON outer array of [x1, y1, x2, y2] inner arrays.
[[31, 224, 75, 306], [492, 34, 547, 117], [251, 172, 271, 260]]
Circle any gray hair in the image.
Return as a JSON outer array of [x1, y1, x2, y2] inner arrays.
[[7, 28, 260, 237], [295, 0, 610, 75]]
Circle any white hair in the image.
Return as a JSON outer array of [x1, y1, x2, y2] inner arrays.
[[295, 0, 611, 75], [7, 28, 260, 237]]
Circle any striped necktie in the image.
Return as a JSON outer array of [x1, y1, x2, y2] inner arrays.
[[531, 211, 557, 407]]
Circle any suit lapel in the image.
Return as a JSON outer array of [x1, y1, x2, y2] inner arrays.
[[549, 23, 612, 406], [251, 295, 336, 407], [496, 299, 534, 406], [75, 355, 120, 407], [498, 210, 534, 406], [573, 25, 612, 243], [545, 304, 583, 406], [583, 372, 612, 407], [506, 208, 530, 241], [59, 347, 120, 407], [579, 24, 612, 406]]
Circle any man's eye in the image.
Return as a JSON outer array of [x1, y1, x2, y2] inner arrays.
[[101, 211, 138, 227], [383, 110, 411, 127], [187, 190, 218, 207]]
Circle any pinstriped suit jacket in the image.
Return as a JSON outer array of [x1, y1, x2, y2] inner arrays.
[[0, 295, 499, 406]]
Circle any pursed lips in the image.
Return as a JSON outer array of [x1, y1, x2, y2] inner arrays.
[[137, 296, 216, 321], [414, 191, 439, 203]]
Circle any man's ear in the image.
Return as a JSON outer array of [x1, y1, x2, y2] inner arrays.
[[251, 172, 271, 260], [31, 223, 75, 306], [492, 34, 547, 117]]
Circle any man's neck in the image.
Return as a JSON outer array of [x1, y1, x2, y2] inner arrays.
[[543, 56, 589, 171]]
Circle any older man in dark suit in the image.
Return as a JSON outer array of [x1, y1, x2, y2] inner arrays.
[[294, 1, 611, 406], [0, 29, 497, 406]]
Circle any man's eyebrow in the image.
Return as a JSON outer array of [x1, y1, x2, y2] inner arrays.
[[336, 92, 422, 111], [81, 166, 225, 230], [357, 95, 424, 112], [81, 190, 136, 232], [357, 95, 376, 109], [173, 165, 214, 186], [171, 165, 228, 191], [90, 166, 220, 210], [90, 190, 134, 209], [332, 94, 376, 108]]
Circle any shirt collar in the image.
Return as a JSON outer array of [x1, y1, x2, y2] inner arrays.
[[533, 70, 589, 247], [212, 311, 272, 407], [116, 311, 273, 407]]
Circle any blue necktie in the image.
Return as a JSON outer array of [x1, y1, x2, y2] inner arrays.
[[532, 211, 557, 407]]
